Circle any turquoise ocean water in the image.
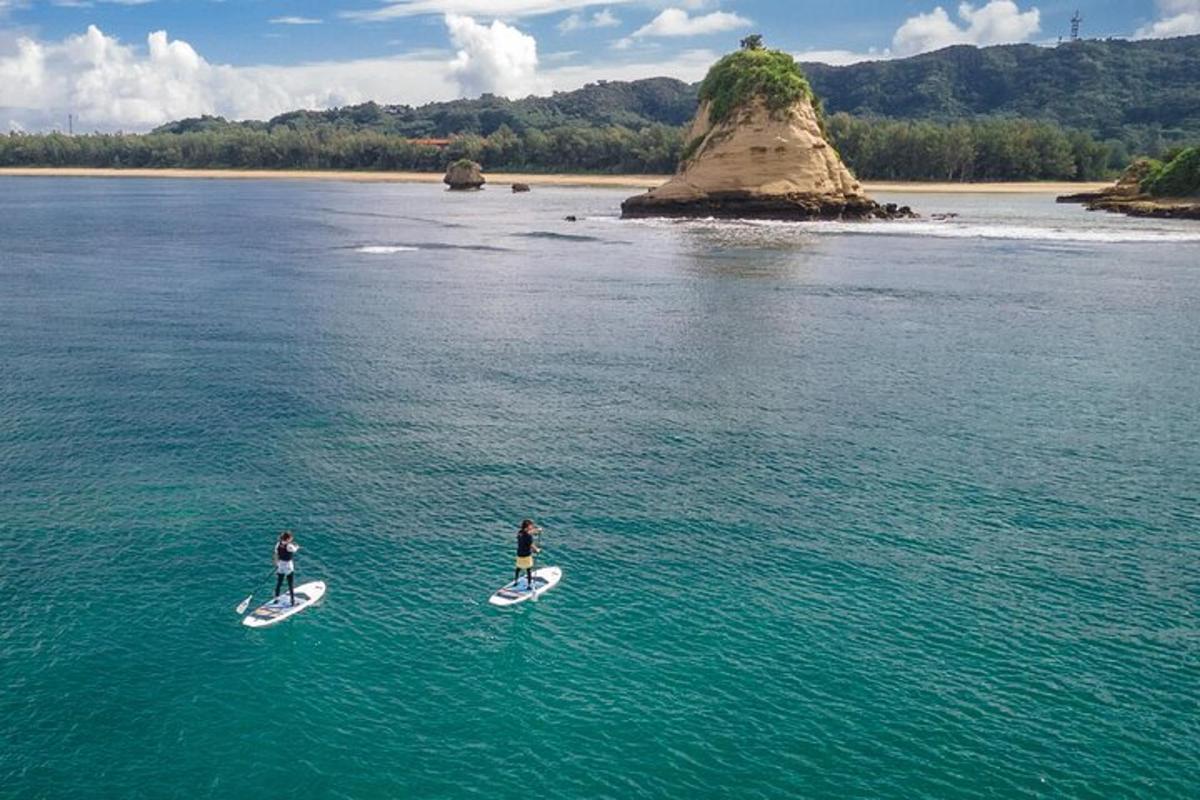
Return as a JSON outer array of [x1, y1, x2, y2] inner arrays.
[[2, 178, 1199, 798]]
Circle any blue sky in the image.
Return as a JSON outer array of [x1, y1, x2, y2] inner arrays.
[[0, 1, 1195, 130]]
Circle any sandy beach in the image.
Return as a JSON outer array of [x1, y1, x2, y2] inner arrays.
[[0, 168, 667, 188], [0, 167, 1110, 194], [864, 180, 1111, 194]]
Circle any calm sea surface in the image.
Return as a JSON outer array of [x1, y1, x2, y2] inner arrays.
[[2, 178, 1199, 799]]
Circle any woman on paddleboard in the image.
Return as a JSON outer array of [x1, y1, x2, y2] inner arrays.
[[514, 519, 541, 590], [274, 531, 300, 606]]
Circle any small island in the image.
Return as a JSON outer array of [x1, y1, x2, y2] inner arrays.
[[1058, 147, 1200, 220], [444, 158, 485, 190], [622, 37, 913, 221]]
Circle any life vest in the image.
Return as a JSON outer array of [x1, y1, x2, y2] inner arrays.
[[276, 541, 293, 561]]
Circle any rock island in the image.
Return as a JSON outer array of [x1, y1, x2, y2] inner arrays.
[[622, 38, 913, 221]]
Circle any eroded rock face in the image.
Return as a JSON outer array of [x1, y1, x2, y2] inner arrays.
[[1058, 158, 1158, 204], [444, 160, 485, 190], [622, 98, 912, 220]]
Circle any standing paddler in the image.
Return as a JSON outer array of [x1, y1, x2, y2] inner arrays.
[[273, 530, 300, 606], [513, 519, 541, 590]]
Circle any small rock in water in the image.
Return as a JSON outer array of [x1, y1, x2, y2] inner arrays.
[[512, 183, 531, 193], [443, 159, 485, 191], [564, 215, 578, 222]]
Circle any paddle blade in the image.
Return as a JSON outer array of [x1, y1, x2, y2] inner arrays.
[[236, 595, 252, 615]]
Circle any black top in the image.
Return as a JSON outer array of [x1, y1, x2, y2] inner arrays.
[[276, 541, 294, 562], [516, 531, 534, 557]]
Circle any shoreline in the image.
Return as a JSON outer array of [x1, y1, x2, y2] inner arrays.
[[0, 168, 1111, 194]]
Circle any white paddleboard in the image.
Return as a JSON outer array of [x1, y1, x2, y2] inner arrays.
[[489, 566, 562, 607], [242, 580, 326, 628]]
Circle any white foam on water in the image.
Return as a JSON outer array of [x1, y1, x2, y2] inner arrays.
[[357, 245, 420, 254], [618, 216, 1200, 244], [787, 220, 1200, 244]]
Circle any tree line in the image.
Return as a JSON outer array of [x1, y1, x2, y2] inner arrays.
[[0, 116, 1119, 181], [0, 124, 681, 174], [825, 114, 1116, 182]]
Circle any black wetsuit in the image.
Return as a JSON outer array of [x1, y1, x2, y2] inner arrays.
[[517, 532, 534, 558], [514, 530, 535, 587], [274, 541, 295, 604]]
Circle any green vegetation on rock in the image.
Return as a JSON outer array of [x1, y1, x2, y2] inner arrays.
[[680, 135, 705, 163], [697, 47, 813, 124], [1141, 146, 1200, 196]]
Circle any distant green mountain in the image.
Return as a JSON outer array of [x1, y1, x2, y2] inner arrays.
[[801, 36, 1200, 152], [156, 77, 698, 139], [153, 35, 1199, 154]]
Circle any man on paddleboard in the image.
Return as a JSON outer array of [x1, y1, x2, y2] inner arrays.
[[513, 519, 541, 590], [274, 531, 300, 606]]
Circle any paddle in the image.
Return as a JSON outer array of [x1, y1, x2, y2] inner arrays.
[[236, 570, 277, 615], [531, 527, 545, 602]]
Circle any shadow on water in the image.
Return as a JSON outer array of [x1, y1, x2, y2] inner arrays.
[[311, 206, 469, 228], [345, 242, 514, 253], [512, 231, 631, 245]]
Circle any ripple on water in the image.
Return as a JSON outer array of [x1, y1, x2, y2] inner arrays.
[[1, 179, 1197, 799]]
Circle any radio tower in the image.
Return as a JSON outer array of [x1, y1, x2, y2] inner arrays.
[[1070, 10, 1083, 41]]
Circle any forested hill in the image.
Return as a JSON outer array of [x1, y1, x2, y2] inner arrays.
[[803, 36, 1200, 150], [154, 35, 1200, 151], [155, 77, 699, 138]]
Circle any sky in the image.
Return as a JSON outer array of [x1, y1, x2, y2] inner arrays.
[[0, 1, 1196, 131]]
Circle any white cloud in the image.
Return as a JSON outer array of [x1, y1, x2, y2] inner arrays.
[[1135, 0, 1200, 38], [0, 25, 456, 131], [592, 8, 619, 26], [631, 8, 750, 38], [793, 48, 889, 66], [0, 21, 726, 131], [445, 14, 542, 98], [892, 1, 1040, 56], [270, 17, 324, 26], [558, 8, 619, 32], [543, 46, 715, 90], [345, 0, 636, 22], [0, 16, 827, 133]]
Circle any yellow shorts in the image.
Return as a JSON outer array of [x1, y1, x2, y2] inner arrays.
[[515, 555, 534, 569]]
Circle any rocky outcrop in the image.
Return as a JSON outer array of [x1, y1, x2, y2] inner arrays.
[[1058, 158, 1156, 204], [622, 91, 912, 221], [444, 159, 485, 190], [1069, 198, 1200, 220], [1058, 157, 1200, 219]]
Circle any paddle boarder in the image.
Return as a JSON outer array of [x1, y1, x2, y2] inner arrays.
[[274, 530, 300, 606], [513, 519, 541, 590]]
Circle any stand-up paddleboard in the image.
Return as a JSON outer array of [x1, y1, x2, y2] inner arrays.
[[489, 566, 562, 607], [242, 581, 326, 628]]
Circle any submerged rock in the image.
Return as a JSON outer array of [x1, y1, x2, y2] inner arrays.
[[622, 45, 914, 221], [444, 159, 485, 190]]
